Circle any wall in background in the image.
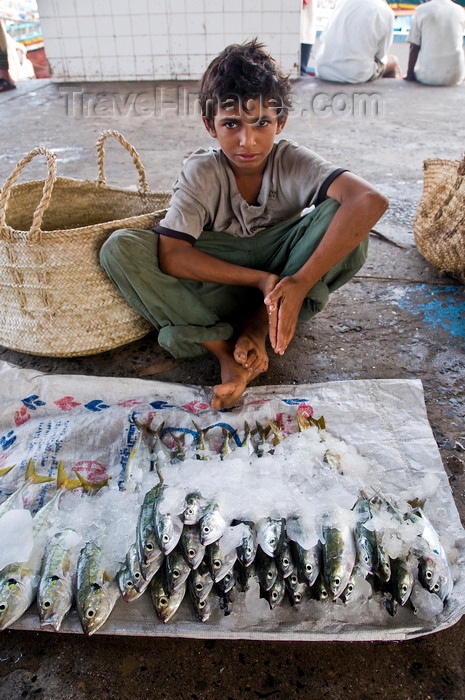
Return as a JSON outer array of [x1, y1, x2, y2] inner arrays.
[[37, 0, 301, 82]]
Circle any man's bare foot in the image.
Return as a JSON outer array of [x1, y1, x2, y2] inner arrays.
[[201, 338, 266, 410]]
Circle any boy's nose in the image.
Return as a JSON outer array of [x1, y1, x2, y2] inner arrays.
[[239, 127, 256, 149]]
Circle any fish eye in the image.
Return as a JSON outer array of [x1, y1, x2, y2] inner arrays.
[[294, 593, 301, 603], [267, 571, 274, 581], [160, 596, 169, 606], [401, 584, 408, 594], [146, 543, 154, 552], [321, 590, 329, 599], [43, 600, 52, 608], [86, 609, 95, 619], [334, 577, 340, 586], [213, 559, 222, 569], [433, 583, 440, 592], [271, 591, 279, 601], [203, 526, 210, 534], [291, 575, 298, 585], [134, 572, 141, 581], [364, 555, 370, 563], [425, 571, 433, 580], [188, 548, 196, 557], [282, 557, 290, 567], [50, 575, 60, 583], [305, 564, 313, 574], [172, 568, 180, 579], [347, 584, 354, 593], [195, 582, 203, 591], [269, 537, 276, 545], [199, 600, 206, 609], [162, 534, 170, 543], [0, 604, 5, 611]]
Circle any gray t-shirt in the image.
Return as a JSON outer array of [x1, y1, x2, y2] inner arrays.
[[155, 139, 344, 243]]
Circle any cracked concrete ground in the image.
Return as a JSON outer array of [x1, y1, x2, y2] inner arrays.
[[0, 46, 464, 699]]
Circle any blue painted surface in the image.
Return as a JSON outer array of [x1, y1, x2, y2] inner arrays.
[[397, 285, 465, 341]]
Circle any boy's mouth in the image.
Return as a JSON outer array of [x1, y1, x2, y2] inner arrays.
[[236, 153, 260, 161]]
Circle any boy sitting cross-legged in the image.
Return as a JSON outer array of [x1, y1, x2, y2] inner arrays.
[[100, 40, 388, 410]]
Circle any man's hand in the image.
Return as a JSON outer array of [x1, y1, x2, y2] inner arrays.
[[264, 276, 307, 355]]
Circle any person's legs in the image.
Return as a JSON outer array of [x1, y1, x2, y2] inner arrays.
[[300, 43, 312, 75], [0, 21, 15, 89]]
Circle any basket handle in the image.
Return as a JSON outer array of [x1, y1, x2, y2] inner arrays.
[[0, 146, 57, 242], [96, 130, 149, 194]]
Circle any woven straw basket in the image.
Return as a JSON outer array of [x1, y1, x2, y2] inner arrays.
[[413, 155, 465, 284], [0, 130, 171, 357]]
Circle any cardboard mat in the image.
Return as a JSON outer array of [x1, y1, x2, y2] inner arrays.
[[0, 360, 464, 641]]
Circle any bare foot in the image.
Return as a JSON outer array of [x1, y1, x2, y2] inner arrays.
[[201, 338, 266, 410], [233, 305, 269, 372]]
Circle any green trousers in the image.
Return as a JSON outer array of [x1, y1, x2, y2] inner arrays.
[[100, 198, 368, 358]]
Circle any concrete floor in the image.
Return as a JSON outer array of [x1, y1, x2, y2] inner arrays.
[[0, 52, 464, 699]]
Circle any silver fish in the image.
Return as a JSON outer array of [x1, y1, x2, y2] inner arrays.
[[390, 556, 415, 606], [322, 508, 357, 600], [188, 565, 214, 604], [164, 549, 191, 594], [181, 491, 204, 526], [199, 501, 227, 546], [291, 541, 321, 587], [207, 539, 237, 583], [76, 541, 119, 636], [136, 484, 164, 569], [0, 482, 64, 631], [179, 525, 205, 570], [260, 574, 286, 609], [37, 528, 79, 631], [150, 569, 186, 623], [256, 517, 285, 558], [352, 498, 378, 577], [189, 587, 213, 622], [406, 507, 453, 600], [285, 568, 308, 605], [276, 539, 295, 579], [153, 485, 183, 555], [235, 521, 257, 568], [255, 547, 278, 592]]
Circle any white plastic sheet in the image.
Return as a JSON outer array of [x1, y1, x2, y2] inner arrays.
[[0, 360, 464, 641]]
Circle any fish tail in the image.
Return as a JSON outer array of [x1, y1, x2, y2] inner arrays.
[[25, 458, 55, 485]]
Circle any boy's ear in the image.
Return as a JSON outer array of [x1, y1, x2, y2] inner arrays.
[[276, 114, 288, 134], [202, 116, 217, 138]]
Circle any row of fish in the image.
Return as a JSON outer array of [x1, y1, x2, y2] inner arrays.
[[0, 415, 455, 634]]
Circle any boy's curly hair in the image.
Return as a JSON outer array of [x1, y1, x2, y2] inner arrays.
[[199, 39, 292, 123]]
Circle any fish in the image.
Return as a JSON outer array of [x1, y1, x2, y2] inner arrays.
[[150, 569, 186, 623], [240, 421, 255, 456], [0, 459, 54, 519], [117, 543, 153, 602], [352, 497, 378, 577], [75, 541, 119, 636], [37, 528, 80, 631], [234, 520, 257, 568], [189, 586, 213, 622], [322, 507, 357, 600], [255, 547, 278, 592], [170, 432, 187, 462], [268, 419, 284, 450], [253, 422, 271, 457], [311, 572, 330, 602], [207, 539, 237, 583], [260, 574, 286, 610], [375, 536, 391, 583], [136, 484, 164, 571], [340, 571, 357, 604], [179, 525, 205, 570], [153, 484, 183, 555], [275, 539, 295, 579], [285, 568, 308, 605], [390, 556, 415, 606], [163, 549, 191, 594], [405, 507, 453, 600], [199, 500, 227, 546], [181, 492, 205, 526], [0, 462, 72, 631], [192, 422, 209, 461], [121, 419, 153, 486], [72, 470, 110, 494], [215, 567, 236, 595], [256, 517, 285, 558], [291, 541, 321, 588], [188, 564, 214, 604], [219, 427, 234, 460]]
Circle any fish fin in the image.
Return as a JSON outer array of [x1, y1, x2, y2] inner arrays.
[[56, 461, 82, 491], [296, 412, 310, 431], [25, 458, 55, 485], [0, 464, 15, 478], [72, 469, 110, 493]]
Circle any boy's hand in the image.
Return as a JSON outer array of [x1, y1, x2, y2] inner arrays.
[[264, 277, 307, 355]]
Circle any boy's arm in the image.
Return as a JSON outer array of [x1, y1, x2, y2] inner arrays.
[[158, 234, 278, 296], [265, 171, 388, 355]]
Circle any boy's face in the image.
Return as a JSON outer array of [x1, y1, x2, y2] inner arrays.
[[202, 96, 287, 176]]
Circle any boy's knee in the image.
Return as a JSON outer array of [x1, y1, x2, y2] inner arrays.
[[100, 228, 152, 270]]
